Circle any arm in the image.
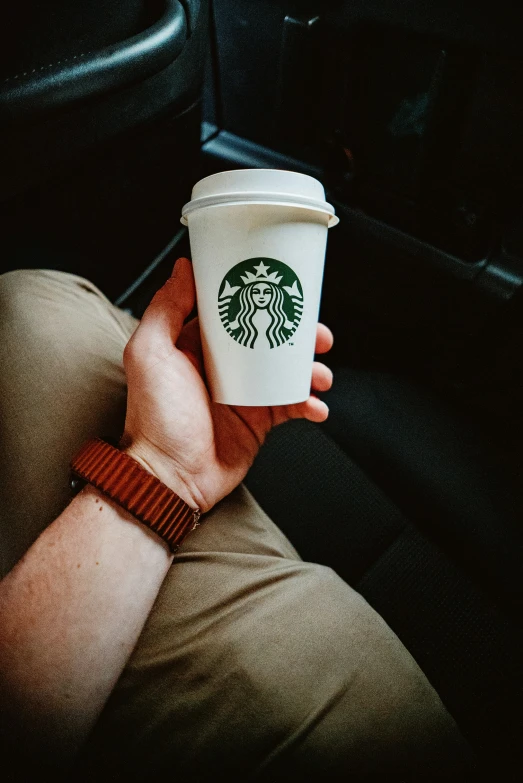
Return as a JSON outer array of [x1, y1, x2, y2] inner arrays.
[[0, 485, 174, 765], [0, 258, 333, 770]]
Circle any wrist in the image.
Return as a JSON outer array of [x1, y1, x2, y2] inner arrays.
[[78, 484, 175, 555], [122, 438, 205, 512], [71, 438, 203, 553]]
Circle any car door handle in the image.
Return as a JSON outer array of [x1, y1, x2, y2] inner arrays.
[[0, 0, 187, 122]]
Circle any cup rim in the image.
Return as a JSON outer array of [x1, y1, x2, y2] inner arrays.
[[180, 192, 340, 228]]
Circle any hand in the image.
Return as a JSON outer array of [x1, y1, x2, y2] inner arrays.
[[121, 258, 334, 513]]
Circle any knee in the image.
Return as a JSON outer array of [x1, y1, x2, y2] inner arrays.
[[0, 269, 107, 351], [0, 269, 64, 333], [0, 268, 40, 307], [0, 271, 46, 354], [0, 268, 87, 314]]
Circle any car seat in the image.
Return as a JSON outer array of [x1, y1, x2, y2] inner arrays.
[[245, 371, 523, 781], [0, 0, 209, 300]]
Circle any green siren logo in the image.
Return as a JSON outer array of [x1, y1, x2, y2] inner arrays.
[[218, 258, 304, 349]]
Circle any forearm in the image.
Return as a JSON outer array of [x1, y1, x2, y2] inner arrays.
[[0, 485, 172, 766]]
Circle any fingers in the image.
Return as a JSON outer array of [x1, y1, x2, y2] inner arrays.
[[271, 362, 333, 426], [311, 361, 333, 393], [140, 258, 196, 345], [286, 396, 330, 424], [315, 323, 334, 355]]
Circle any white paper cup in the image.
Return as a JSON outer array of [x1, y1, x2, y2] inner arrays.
[[181, 169, 339, 406]]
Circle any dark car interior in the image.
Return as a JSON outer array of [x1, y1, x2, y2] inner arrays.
[[2, 1, 523, 779]]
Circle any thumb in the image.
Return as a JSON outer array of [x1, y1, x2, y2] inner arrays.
[[141, 257, 196, 345]]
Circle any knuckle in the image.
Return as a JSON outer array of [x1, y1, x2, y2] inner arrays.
[[123, 333, 139, 365]]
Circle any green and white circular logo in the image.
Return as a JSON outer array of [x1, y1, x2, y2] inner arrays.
[[218, 258, 304, 349]]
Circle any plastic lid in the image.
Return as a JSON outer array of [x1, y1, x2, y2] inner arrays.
[[181, 169, 339, 227]]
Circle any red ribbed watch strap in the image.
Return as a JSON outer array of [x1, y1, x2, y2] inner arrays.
[[71, 438, 200, 553]]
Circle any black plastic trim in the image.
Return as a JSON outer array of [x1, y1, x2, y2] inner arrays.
[[476, 252, 523, 300], [0, 0, 187, 122], [202, 129, 324, 179], [202, 129, 497, 286], [115, 227, 188, 308], [334, 203, 488, 283]]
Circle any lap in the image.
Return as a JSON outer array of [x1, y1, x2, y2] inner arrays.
[[0, 269, 475, 780], [81, 488, 473, 780]]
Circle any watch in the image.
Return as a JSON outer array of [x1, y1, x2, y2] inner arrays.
[[70, 438, 201, 553]]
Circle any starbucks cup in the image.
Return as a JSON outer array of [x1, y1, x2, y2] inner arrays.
[[181, 168, 339, 406]]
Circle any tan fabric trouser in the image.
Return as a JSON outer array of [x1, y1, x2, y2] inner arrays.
[[0, 269, 475, 781]]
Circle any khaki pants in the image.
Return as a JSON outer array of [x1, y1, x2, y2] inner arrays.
[[0, 269, 475, 781]]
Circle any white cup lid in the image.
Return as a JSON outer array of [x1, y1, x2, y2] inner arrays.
[[181, 169, 339, 227]]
